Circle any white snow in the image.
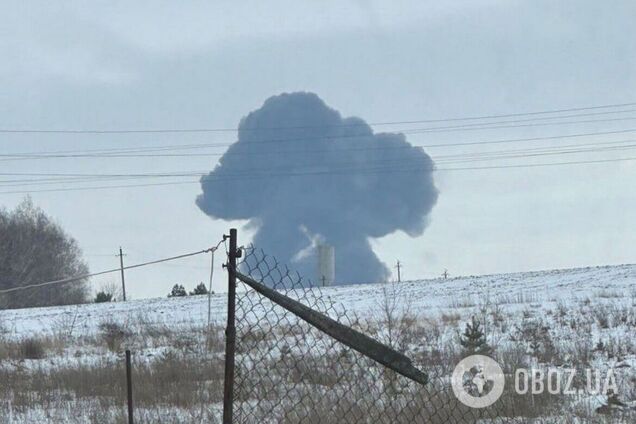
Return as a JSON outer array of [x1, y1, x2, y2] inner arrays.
[[2, 263, 634, 340]]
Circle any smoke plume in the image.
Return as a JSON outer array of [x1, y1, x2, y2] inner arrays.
[[197, 92, 438, 283]]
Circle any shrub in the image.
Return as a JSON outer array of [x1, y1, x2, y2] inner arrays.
[[168, 284, 187, 297], [19, 337, 46, 359], [99, 321, 130, 352], [189, 282, 209, 296], [515, 318, 557, 363], [94, 291, 113, 303], [440, 312, 461, 327]]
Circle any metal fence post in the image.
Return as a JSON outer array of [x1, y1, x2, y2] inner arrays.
[[125, 349, 134, 424], [222, 228, 238, 424]]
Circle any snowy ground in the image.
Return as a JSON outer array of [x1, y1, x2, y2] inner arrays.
[[0, 263, 634, 423], [2, 263, 634, 340]]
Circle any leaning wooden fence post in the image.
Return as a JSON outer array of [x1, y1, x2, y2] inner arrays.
[[222, 228, 239, 424], [125, 349, 134, 424]]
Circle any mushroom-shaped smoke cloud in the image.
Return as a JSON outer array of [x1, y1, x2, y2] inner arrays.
[[197, 92, 438, 284]]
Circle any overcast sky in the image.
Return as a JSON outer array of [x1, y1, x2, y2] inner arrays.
[[1, 1, 635, 298]]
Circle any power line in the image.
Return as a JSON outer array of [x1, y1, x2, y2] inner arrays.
[[434, 143, 636, 164], [420, 128, 636, 149], [2, 128, 636, 163], [1, 115, 635, 143], [0, 245, 222, 294], [438, 156, 636, 171], [1, 140, 635, 186], [431, 138, 636, 160], [370, 102, 636, 126], [0, 156, 634, 195], [1, 101, 635, 134], [402, 116, 636, 135], [0, 148, 634, 189]]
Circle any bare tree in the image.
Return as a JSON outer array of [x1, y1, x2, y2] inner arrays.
[[97, 281, 123, 302], [375, 284, 417, 396], [376, 284, 415, 353], [0, 198, 89, 309]]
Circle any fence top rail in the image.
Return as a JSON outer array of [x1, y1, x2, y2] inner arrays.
[[235, 270, 429, 386]]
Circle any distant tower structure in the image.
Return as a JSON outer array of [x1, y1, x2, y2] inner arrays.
[[395, 260, 402, 283], [316, 244, 335, 286]]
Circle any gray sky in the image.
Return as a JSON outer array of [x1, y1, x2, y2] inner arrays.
[[1, 1, 635, 298]]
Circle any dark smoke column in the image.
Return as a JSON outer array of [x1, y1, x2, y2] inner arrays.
[[196, 92, 438, 284]]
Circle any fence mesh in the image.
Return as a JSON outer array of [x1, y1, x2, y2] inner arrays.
[[231, 246, 518, 423]]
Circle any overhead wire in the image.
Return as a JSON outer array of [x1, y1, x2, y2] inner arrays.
[[1, 139, 635, 188], [2, 101, 636, 195], [1, 101, 635, 134], [0, 155, 635, 195], [0, 244, 224, 294], [2, 127, 636, 164]]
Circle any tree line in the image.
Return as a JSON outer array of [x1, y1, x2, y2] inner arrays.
[[1, 198, 217, 309], [0, 198, 88, 309]]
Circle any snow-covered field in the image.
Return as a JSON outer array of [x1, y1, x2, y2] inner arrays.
[[3, 263, 634, 339], [0, 263, 634, 423]]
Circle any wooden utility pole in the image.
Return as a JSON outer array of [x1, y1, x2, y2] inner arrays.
[[395, 260, 402, 283], [119, 247, 127, 301]]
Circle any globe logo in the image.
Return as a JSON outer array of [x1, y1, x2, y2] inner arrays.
[[451, 355, 505, 408]]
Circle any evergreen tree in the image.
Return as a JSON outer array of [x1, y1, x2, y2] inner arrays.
[[168, 284, 187, 297], [94, 291, 113, 303], [190, 282, 209, 296], [460, 316, 492, 356]]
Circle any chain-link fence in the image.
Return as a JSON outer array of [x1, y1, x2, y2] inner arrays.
[[228, 245, 516, 423]]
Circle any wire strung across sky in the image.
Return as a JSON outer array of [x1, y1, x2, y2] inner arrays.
[[1, 101, 635, 134], [0, 156, 635, 195], [3, 128, 636, 162], [1, 139, 635, 186], [1, 116, 635, 153], [0, 241, 226, 294], [1, 101, 635, 195]]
